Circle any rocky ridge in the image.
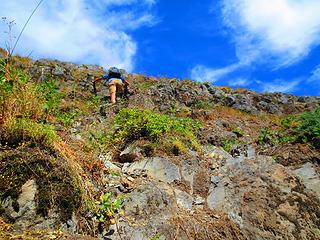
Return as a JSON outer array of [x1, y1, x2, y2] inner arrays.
[[0, 57, 320, 240]]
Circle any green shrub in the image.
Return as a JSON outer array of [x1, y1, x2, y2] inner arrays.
[[36, 80, 63, 115], [113, 108, 202, 151], [296, 107, 320, 148], [257, 127, 275, 145], [280, 115, 298, 128], [5, 118, 58, 146], [232, 127, 244, 138], [221, 138, 236, 153], [93, 192, 124, 224]]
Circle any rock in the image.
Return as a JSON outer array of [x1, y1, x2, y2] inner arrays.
[[52, 65, 65, 76], [113, 182, 175, 240], [207, 146, 234, 165], [207, 186, 226, 209], [206, 154, 320, 239], [104, 161, 122, 173], [193, 196, 205, 205], [122, 157, 181, 183], [3, 180, 38, 230], [294, 162, 320, 198], [174, 189, 193, 210], [224, 96, 236, 106], [99, 154, 121, 172], [180, 160, 198, 193], [119, 144, 144, 163]]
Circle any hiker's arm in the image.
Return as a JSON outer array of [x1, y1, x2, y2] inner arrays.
[[93, 77, 103, 83], [120, 75, 129, 86], [123, 80, 129, 86]]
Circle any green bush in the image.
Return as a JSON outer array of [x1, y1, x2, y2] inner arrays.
[[5, 118, 58, 146], [280, 115, 298, 128], [93, 192, 124, 224], [221, 138, 236, 153], [232, 127, 244, 138], [113, 108, 202, 151], [257, 127, 275, 146], [296, 107, 320, 148], [36, 80, 63, 115]]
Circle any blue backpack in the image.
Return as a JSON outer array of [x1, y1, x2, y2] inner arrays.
[[108, 67, 122, 79]]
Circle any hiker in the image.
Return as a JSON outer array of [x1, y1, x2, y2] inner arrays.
[[93, 67, 129, 103]]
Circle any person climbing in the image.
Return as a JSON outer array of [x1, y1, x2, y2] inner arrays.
[[92, 67, 129, 103]]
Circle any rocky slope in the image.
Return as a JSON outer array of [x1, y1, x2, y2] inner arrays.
[[0, 56, 320, 240]]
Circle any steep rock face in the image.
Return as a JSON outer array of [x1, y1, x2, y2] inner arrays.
[[98, 144, 320, 240], [1, 57, 320, 239], [207, 148, 320, 239]]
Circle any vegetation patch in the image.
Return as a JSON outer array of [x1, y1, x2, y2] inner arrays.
[[111, 108, 202, 153], [0, 147, 82, 223]]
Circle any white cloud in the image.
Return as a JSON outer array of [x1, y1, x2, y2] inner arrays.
[[191, 63, 241, 82], [191, 0, 320, 91], [222, 0, 320, 67], [308, 64, 320, 82], [260, 79, 300, 93], [228, 78, 250, 87], [0, 0, 157, 71]]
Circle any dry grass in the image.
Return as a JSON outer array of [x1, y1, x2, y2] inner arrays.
[[169, 210, 247, 240]]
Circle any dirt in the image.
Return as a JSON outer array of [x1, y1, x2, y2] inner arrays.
[[263, 143, 320, 166]]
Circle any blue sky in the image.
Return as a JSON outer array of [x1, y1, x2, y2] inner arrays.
[[1, 0, 320, 96]]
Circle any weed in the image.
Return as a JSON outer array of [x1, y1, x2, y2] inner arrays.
[[36, 80, 63, 116], [149, 233, 161, 240], [56, 110, 78, 127], [193, 100, 214, 110], [4, 118, 58, 146], [112, 108, 202, 152], [221, 138, 236, 153], [94, 192, 124, 224], [296, 106, 320, 148], [88, 95, 100, 108], [280, 115, 299, 128], [257, 127, 275, 146], [233, 127, 244, 138]]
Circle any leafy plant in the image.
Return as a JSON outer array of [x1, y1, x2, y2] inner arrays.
[[4, 118, 58, 146], [257, 127, 275, 146], [36, 80, 63, 116], [95, 192, 124, 224], [280, 115, 298, 129], [232, 127, 244, 138], [296, 107, 320, 148], [149, 233, 161, 240], [112, 108, 202, 151], [56, 110, 78, 127], [221, 138, 236, 153]]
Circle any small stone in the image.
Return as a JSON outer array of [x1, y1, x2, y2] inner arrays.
[[194, 196, 205, 205]]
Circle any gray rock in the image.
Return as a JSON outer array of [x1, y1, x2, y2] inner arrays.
[[99, 153, 121, 172], [122, 157, 181, 183], [3, 180, 38, 230], [224, 95, 236, 106], [120, 144, 144, 163], [113, 182, 175, 240], [52, 65, 65, 76], [194, 196, 205, 205], [294, 163, 320, 198], [207, 186, 226, 209], [174, 189, 193, 210], [180, 160, 198, 193]]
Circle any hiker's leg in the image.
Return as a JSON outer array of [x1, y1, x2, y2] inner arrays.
[[108, 81, 117, 103], [110, 92, 116, 103], [115, 81, 123, 99]]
